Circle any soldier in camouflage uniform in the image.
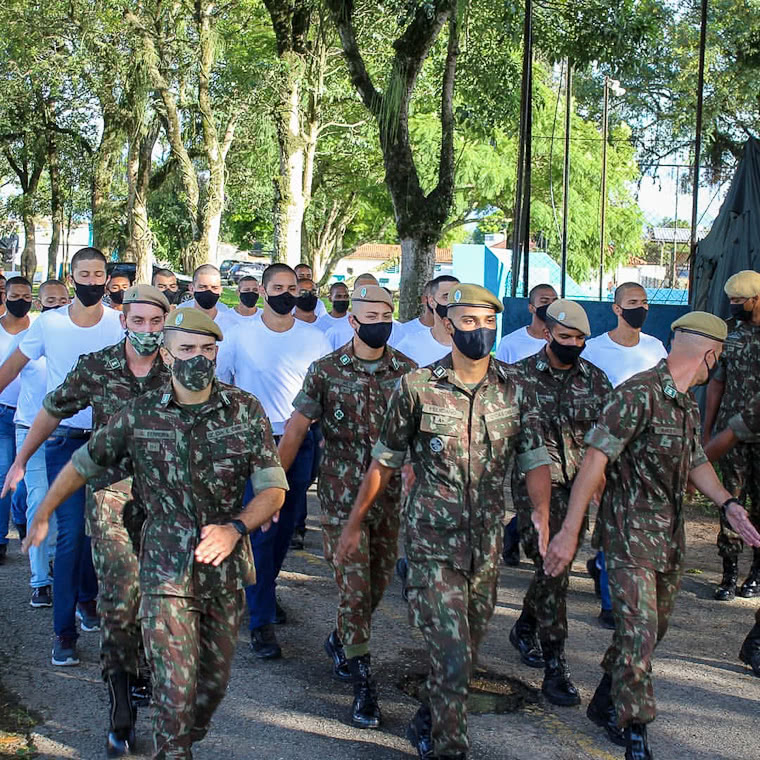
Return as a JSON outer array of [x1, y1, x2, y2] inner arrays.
[[10, 284, 169, 756], [508, 300, 611, 708], [545, 312, 760, 760], [25, 308, 288, 760], [336, 285, 552, 760], [278, 285, 416, 729], [703, 270, 760, 601]]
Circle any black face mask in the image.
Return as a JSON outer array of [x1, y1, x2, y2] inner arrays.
[[452, 326, 497, 360], [354, 318, 392, 349], [194, 289, 220, 310], [164, 289, 181, 305], [535, 304, 550, 322], [331, 299, 349, 314], [239, 291, 259, 308], [550, 339, 584, 366], [435, 302, 448, 320], [108, 289, 125, 305], [6, 299, 31, 318], [621, 306, 648, 329], [296, 293, 318, 312], [267, 291, 297, 315], [41, 305, 59, 312], [74, 281, 106, 307], [730, 302, 753, 322]]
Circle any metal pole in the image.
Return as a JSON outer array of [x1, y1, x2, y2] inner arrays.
[[599, 78, 609, 301], [561, 60, 572, 297], [522, 50, 533, 297]]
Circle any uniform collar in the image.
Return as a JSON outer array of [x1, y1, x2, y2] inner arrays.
[[158, 379, 230, 410], [428, 353, 506, 393], [336, 339, 402, 374], [104, 338, 168, 381], [655, 359, 687, 407], [533, 346, 588, 377]]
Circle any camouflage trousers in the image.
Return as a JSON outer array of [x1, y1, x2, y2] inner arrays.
[[322, 508, 400, 659], [140, 590, 244, 760], [717, 441, 760, 560], [517, 488, 583, 647], [406, 558, 499, 756], [601, 564, 682, 727], [89, 486, 141, 679]]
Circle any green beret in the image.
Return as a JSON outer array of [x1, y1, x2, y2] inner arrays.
[[164, 307, 223, 341], [447, 284, 503, 313], [724, 270, 760, 298], [123, 284, 170, 313], [546, 299, 591, 337], [671, 311, 727, 342], [351, 284, 393, 308]]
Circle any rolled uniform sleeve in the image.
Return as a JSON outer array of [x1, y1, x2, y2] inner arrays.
[[292, 362, 323, 420], [515, 386, 551, 472], [584, 387, 650, 464], [71, 408, 132, 480], [42, 354, 92, 419], [371, 375, 415, 469], [247, 399, 289, 493]]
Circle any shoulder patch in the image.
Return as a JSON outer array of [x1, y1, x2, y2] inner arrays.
[[433, 365, 446, 378], [339, 354, 351, 366], [391, 357, 400, 370], [105, 358, 121, 370], [664, 384, 678, 399], [536, 360, 548, 371]]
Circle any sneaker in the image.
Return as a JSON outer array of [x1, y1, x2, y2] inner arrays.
[[290, 529, 305, 551], [598, 608, 616, 630], [30, 586, 53, 608], [275, 598, 287, 625], [396, 557, 409, 601], [76, 600, 100, 632], [15, 522, 27, 542], [52, 635, 80, 666], [250, 624, 282, 659]]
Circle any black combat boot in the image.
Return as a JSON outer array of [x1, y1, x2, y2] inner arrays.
[[406, 704, 434, 759], [541, 642, 580, 706], [739, 550, 760, 598], [106, 672, 136, 758], [739, 622, 760, 677], [324, 629, 352, 681], [625, 722, 654, 760], [509, 612, 543, 668], [714, 556, 739, 601], [586, 672, 625, 746], [396, 557, 409, 601], [347, 654, 381, 729]]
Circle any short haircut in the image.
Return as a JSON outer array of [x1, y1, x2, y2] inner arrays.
[[297, 277, 314, 288], [152, 268, 175, 284], [330, 282, 348, 296], [262, 263, 296, 288], [40, 278, 66, 295], [108, 273, 130, 283], [192, 263, 220, 283], [238, 275, 258, 285], [294, 263, 312, 273], [429, 275, 459, 296], [528, 283, 556, 305], [70, 247, 107, 272], [614, 281, 646, 305], [422, 279, 434, 296], [6, 276, 31, 290]]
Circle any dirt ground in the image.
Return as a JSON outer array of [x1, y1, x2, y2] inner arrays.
[[0, 495, 758, 760]]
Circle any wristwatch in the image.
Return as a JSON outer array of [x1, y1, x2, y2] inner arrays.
[[227, 519, 248, 537], [720, 497, 742, 520]]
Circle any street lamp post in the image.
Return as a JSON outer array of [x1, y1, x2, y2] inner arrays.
[[599, 76, 625, 300]]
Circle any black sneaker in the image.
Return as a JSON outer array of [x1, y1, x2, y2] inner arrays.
[[250, 624, 282, 659], [598, 608, 616, 630], [290, 529, 305, 551], [52, 635, 80, 666], [76, 600, 100, 632], [275, 598, 287, 625], [586, 557, 602, 598], [31, 585, 52, 608], [15, 522, 27, 542], [0, 544, 7, 565]]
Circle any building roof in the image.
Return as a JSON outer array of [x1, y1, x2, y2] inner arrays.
[[350, 243, 452, 264], [650, 226, 704, 243]]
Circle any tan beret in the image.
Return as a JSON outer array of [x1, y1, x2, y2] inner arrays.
[[671, 311, 727, 342], [724, 270, 760, 298], [351, 284, 393, 308], [546, 299, 591, 337], [123, 284, 170, 313], [164, 307, 223, 341], [447, 284, 503, 313]]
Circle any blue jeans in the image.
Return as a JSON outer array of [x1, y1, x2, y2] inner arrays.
[[0, 404, 27, 544], [294, 423, 322, 534], [596, 550, 612, 611], [245, 429, 316, 630], [17, 426, 56, 587], [46, 434, 98, 639]]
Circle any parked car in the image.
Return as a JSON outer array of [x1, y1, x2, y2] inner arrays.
[[228, 262, 264, 284], [105, 263, 193, 301], [219, 258, 248, 281]]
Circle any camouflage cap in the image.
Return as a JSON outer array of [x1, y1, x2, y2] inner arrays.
[[447, 284, 503, 313], [671, 311, 727, 342], [351, 284, 393, 307], [724, 270, 760, 298], [546, 299, 591, 336], [123, 284, 170, 313], [164, 307, 223, 341]]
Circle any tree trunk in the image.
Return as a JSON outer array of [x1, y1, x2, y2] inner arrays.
[[91, 114, 125, 254], [399, 236, 437, 318], [46, 130, 63, 280], [20, 210, 36, 282]]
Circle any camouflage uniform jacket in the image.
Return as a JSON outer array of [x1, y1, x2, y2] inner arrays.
[[71, 380, 288, 598], [586, 359, 708, 572], [372, 354, 550, 570], [510, 348, 612, 489], [713, 322, 760, 440], [729, 390, 760, 440], [292, 340, 417, 525]]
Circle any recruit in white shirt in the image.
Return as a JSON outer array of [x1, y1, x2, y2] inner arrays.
[[395, 328, 451, 367], [495, 325, 546, 365], [314, 312, 349, 333], [0, 320, 23, 408], [9, 330, 46, 428], [582, 331, 668, 388]]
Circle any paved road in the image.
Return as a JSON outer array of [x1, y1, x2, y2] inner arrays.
[[0, 497, 757, 759]]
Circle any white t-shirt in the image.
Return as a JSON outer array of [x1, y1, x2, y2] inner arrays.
[[398, 316, 432, 339], [324, 317, 405, 352], [315, 312, 349, 333], [177, 299, 230, 312], [9, 331, 46, 428], [395, 328, 451, 367], [495, 326, 546, 365], [0, 320, 23, 407], [224, 308, 262, 328], [19, 306, 123, 429], [218, 318, 332, 435], [582, 331, 668, 388]]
